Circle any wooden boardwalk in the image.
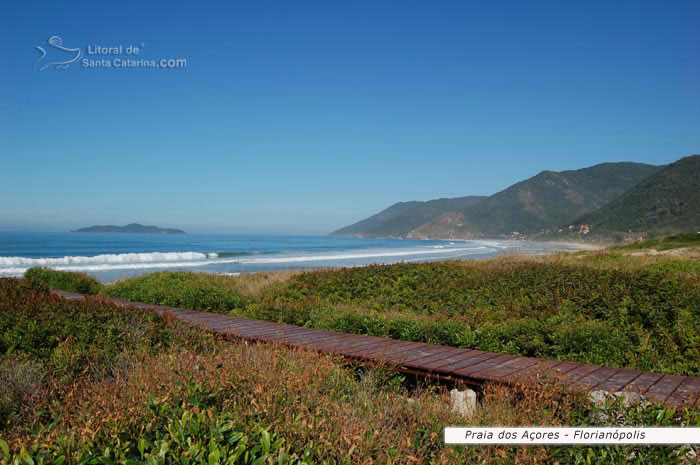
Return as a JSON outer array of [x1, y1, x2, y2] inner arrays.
[[51, 290, 700, 408]]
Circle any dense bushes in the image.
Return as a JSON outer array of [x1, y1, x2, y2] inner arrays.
[[0, 277, 210, 431], [0, 279, 173, 377], [101, 271, 244, 313], [24, 267, 102, 294], [19, 257, 700, 375], [2, 277, 700, 464], [0, 278, 454, 463], [238, 261, 700, 375]]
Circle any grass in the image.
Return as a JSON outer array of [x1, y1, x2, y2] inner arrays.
[[612, 232, 700, 251], [23, 266, 102, 295], [103, 271, 243, 312], [24, 239, 700, 376], [2, 277, 700, 464]]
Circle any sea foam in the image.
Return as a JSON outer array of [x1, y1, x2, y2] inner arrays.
[[0, 245, 497, 276]]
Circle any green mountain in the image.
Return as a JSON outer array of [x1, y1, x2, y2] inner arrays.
[[572, 155, 700, 238], [412, 162, 662, 239], [72, 223, 186, 234], [332, 162, 662, 239], [330, 196, 486, 237]]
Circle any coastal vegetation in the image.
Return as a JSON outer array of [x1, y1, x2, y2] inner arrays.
[[612, 232, 700, 251], [23, 266, 102, 295], [2, 277, 700, 464], [26, 238, 700, 376]]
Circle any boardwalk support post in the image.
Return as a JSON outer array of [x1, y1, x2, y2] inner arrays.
[[450, 388, 477, 417]]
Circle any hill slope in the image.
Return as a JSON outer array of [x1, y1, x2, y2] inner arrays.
[[332, 162, 661, 239], [572, 155, 700, 237], [330, 196, 485, 237], [412, 162, 662, 238]]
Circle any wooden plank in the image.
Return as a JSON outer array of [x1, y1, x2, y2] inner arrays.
[[481, 357, 539, 381], [188, 316, 233, 326], [559, 364, 602, 385], [401, 347, 472, 369], [47, 290, 700, 408], [163, 309, 200, 317], [391, 345, 454, 365], [177, 312, 226, 322], [645, 375, 687, 402], [593, 369, 643, 393], [276, 330, 346, 347], [332, 339, 406, 358], [352, 341, 425, 359], [217, 318, 282, 330], [259, 328, 314, 343], [419, 349, 476, 371], [174, 314, 223, 324], [377, 342, 434, 361], [454, 354, 517, 378], [228, 322, 293, 336], [622, 372, 665, 395], [304, 335, 377, 355], [549, 361, 587, 376], [570, 367, 621, 390], [502, 359, 567, 383], [667, 377, 700, 407], [316, 335, 391, 354], [229, 326, 299, 341], [206, 319, 266, 330], [440, 351, 503, 373]]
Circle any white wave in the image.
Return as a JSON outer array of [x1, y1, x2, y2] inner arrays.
[[0, 251, 218, 267], [474, 240, 509, 248], [232, 247, 488, 264], [0, 245, 498, 276]]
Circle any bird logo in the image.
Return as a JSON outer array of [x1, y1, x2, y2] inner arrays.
[[34, 36, 82, 71]]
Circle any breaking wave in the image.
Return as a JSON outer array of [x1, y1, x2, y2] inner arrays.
[[0, 245, 493, 276], [0, 251, 218, 267]]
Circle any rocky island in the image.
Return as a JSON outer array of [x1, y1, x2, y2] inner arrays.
[[71, 223, 186, 234]]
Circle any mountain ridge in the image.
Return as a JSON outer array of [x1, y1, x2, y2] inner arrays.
[[331, 160, 668, 240], [330, 196, 486, 237], [570, 155, 700, 238]]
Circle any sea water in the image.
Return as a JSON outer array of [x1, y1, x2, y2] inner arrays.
[[0, 231, 580, 283]]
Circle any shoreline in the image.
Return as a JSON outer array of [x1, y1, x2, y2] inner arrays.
[[331, 234, 606, 252], [1, 235, 603, 282]]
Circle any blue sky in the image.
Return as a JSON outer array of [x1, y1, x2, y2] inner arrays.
[[1, 0, 699, 234]]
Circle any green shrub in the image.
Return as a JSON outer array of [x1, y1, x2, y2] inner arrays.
[[0, 278, 187, 383], [89, 258, 700, 375], [23, 267, 102, 294], [3, 275, 700, 464], [102, 272, 243, 314]]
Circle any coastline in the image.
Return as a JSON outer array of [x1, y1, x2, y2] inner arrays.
[[1, 232, 602, 282], [330, 233, 605, 252]]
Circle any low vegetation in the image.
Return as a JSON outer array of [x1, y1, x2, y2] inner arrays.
[[103, 271, 243, 312], [23, 266, 102, 295], [613, 232, 700, 251], [2, 278, 700, 464], [25, 239, 700, 377]]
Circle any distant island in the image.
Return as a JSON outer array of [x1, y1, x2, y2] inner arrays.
[[72, 223, 187, 234]]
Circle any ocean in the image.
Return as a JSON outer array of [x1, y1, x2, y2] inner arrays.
[[0, 231, 581, 283]]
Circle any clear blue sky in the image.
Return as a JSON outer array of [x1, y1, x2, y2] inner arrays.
[[2, 0, 698, 234]]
